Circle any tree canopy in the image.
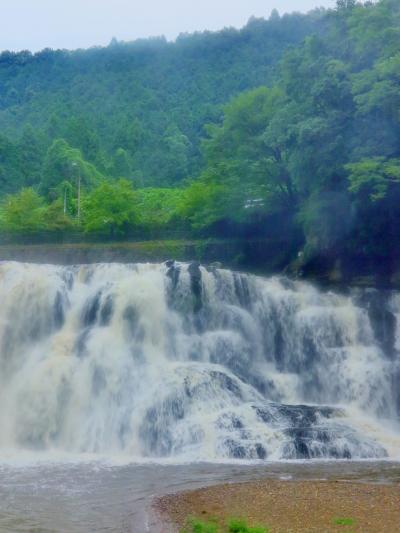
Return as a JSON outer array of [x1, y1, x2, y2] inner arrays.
[[0, 0, 399, 270]]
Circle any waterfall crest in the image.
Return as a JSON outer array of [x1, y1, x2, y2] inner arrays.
[[0, 261, 399, 461]]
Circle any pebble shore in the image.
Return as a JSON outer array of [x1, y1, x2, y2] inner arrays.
[[155, 478, 400, 532]]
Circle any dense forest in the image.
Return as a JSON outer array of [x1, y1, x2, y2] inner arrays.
[[0, 0, 399, 275]]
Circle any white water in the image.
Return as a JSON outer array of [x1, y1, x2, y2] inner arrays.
[[0, 260, 399, 461]]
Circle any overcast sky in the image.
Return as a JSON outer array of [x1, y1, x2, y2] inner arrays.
[[1, 0, 336, 53]]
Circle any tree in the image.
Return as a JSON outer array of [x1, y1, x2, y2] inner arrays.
[[347, 158, 400, 201], [0, 188, 45, 232], [41, 139, 103, 200], [0, 134, 21, 193], [199, 87, 294, 224], [17, 125, 46, 187], [346, 158, 400, 256], [137, 188, 185, 229], [111, 148, 132, 178], [82, 179, 139, 235], [42, 199, 76, 232], [336, 0, 357, 10], [162, 125, 191, 183], [176, 179, 228, 229], [298, 191, 353, 256], [0, 10, 318, 189], [63, 116, 104, 169]]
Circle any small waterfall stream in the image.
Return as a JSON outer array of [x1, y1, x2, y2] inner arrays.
[[0, 260, 399, 461]]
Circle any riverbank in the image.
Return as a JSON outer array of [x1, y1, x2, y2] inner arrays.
[[156, 477, 400, 532]]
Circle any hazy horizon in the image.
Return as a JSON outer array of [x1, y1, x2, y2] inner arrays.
[[1, 0, 335, 53]]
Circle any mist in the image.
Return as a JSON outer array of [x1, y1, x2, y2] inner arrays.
[[1, 0, 336, 52]]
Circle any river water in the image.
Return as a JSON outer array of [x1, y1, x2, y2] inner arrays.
[[1, 261, 400, 531], [0, 459, 399, 532]]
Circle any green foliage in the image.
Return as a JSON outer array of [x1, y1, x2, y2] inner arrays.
[[82, 179, 139, 235], [42, 199, 77, 232], [333, 516, 355, 526], [41, 139, 103, 200], [177, 0, 400, 261], [181, 519, 269, 533], [136, 187, 185, 229], [0, 188, 78, 234], [177, 179, 228, 229], [182, 519, 219, 533], [0, 0, 399, 268], [298, 192, 352, 255], [111, 148, 132, 179], [0, 188, 45, 232], [347, 158, 400, 201], [181, 86, 298, 230], [227, 518, 268, 533], [0, 12, 318, 190]]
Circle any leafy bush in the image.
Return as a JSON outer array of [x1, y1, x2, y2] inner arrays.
[[333, 517, 355, 526], [181, 518, 269, 533], [182, 519, 218, 533]]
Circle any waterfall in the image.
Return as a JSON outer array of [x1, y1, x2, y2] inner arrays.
[[0, 260, 399, 461]]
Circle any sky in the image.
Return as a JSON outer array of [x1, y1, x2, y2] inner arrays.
[[1, 0, 336, 53]]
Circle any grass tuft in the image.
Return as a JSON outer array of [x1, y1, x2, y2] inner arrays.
[[228, 518, 269, 533], [181, 518, 269, 533], [181, 519, 218, 533], [333, 517, 355, 526]]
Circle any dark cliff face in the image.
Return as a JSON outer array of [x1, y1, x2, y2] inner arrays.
[[288, 248, 400, 291]]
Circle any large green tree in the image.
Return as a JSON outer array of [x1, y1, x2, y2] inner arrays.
[[41, 139, 103, 202], [82, 179, 139, 235]]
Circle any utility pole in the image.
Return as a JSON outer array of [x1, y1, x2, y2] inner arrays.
[[78, 167, 81, 221], [63, 184, 67, 215], [72, 162, 81, 221]]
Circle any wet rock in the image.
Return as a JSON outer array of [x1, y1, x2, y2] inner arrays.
[[224, 439, 247, 459], [188, 261, 203, 313], [54, 291, 65, 329], [74, 328, 90, 358], [208, 262, 222, 272], [166, 261, 180, 291], [233, 273, 251, 308], [99, 295, 113, 326], [82, 291, 102, 327], [139, 396, 186, 456], [356, 289, 397, 358]]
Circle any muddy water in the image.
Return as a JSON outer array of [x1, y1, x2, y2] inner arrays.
[[0, 460, 398, 532]]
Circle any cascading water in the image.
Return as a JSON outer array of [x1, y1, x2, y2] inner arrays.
[[0, 260, 399, 461]]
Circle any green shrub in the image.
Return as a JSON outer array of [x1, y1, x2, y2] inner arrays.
[[181, 518, 269, 533], [182, 519, 218, 533], [333, 517, 355, 526], [228, 518, 269, 533]]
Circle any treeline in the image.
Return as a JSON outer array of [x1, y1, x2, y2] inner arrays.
[[0, 180, 188, 237], [185, 0, 400, 268], [1, 0, 400, 274], [0, 10, 320, 191]]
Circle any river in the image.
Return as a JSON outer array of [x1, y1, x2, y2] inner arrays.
[[0, 261, 400, 531], [0, 459, 399, 532]]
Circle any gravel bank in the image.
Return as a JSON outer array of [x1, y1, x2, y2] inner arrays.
[[156, 478, 400, 532]]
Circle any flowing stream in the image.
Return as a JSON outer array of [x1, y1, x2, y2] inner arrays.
[[0, 260, 400, 531]]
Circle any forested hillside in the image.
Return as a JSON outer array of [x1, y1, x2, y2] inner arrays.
[[0, 10, 321, 190], [1, 0, 400, 278]]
